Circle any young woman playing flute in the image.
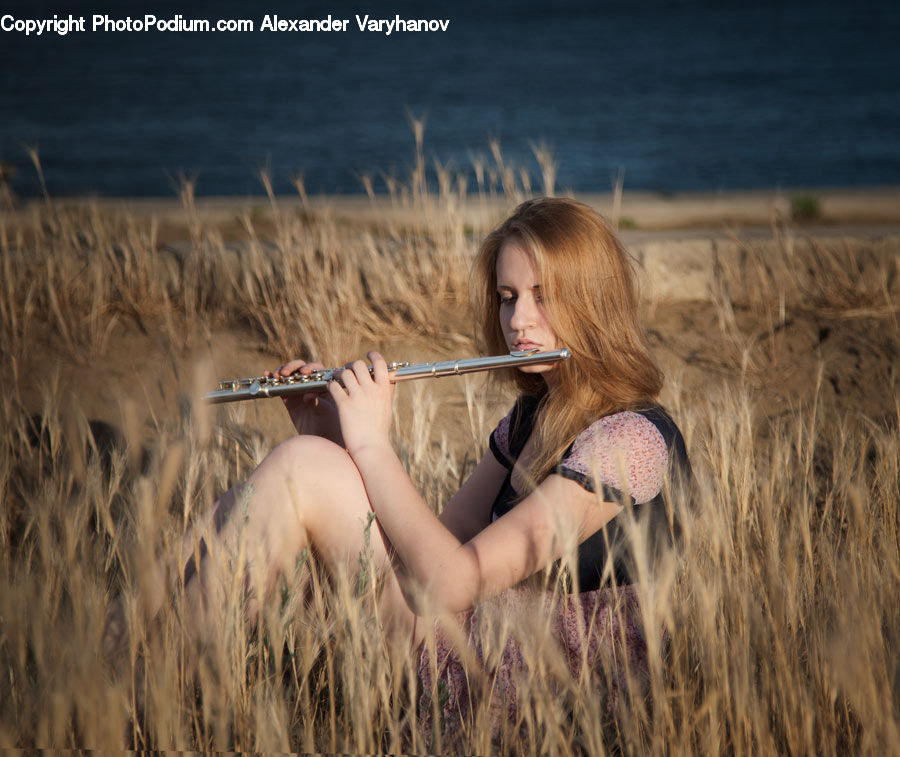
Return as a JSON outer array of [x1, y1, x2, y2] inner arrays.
[[105, 196, 691, 740]]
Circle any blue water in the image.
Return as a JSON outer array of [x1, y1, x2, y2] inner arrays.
[[2, 0, 899, 197]]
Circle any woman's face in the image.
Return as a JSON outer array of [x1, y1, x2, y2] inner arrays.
[[495, 238, 560, 380]]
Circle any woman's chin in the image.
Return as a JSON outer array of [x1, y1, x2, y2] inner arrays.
[[517, 363, 558, 376]]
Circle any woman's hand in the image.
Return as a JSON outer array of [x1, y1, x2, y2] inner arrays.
[[265, 359, 343, 445], [327, 351, 395, 459]]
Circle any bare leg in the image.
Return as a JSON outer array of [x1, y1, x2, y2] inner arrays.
[[119, 435, 421, 653]]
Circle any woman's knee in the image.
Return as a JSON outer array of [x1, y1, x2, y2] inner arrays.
[[265, 434, 351, 480], [229, 437, 353, 570], [254, 434, 366, 516]]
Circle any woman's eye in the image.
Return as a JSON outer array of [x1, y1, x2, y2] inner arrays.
[[499, 295, 515, 305]]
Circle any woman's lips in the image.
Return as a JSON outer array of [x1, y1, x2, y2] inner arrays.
[[513, 341, 541, 351]]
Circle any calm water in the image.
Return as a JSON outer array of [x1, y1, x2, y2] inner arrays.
[[2, 0, 899, 197]]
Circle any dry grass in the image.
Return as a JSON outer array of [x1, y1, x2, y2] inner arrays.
[[0, 162, 898, 753]]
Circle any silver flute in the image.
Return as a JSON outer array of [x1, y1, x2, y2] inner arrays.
[[204, 348, 570, 404]]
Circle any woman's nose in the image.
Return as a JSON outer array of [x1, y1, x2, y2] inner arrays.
[[509, 297, 536, 331]]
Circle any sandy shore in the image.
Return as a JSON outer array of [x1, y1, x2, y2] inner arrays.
[[13, 185, 900, 231]]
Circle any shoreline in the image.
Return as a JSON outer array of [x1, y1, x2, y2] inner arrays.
[[9, 185, 900, 232]]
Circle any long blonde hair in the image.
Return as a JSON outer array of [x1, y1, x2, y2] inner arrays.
[[473, 197, 663, 490]]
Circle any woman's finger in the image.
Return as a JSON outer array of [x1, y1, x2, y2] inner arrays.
[[368, 351, 389, 383], [344, 359, 370, 391], [275, 359, 305, 377], [275, 359, 328, 378], [326, 375, 347, 402]]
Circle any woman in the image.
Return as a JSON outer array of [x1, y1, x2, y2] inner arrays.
[[106, 197, 690, 738]]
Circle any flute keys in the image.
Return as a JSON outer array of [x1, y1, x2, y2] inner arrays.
[[204, 350, 570, 404]]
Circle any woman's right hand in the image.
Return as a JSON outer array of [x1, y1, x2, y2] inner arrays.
[[265, 359, 344, 446]]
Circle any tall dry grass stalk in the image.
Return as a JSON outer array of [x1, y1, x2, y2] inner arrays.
[[0, 156, 898, 751]]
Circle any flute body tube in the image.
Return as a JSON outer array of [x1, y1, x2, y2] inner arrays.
[[204, 349, 571, 404]]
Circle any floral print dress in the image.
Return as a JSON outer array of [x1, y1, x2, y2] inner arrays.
[[417, 395, 690, 745]]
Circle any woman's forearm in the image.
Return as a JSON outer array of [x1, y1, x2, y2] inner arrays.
[[351, 446, 479, 613]]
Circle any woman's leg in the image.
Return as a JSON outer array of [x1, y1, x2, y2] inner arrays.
[[109, 435, 421, 658]]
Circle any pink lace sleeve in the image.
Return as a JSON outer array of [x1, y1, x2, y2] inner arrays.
[[489, 405, 515, 468], [559, 411, 668, 503]]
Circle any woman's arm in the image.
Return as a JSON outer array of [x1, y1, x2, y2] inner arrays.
[[445, 474, 623, 605], [356, 446, 621, 612], [357, 444, 625, 612], [330, 353, 622, 613]]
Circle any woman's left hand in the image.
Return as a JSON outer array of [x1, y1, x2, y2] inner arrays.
[[327, 351, 395, 458]]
